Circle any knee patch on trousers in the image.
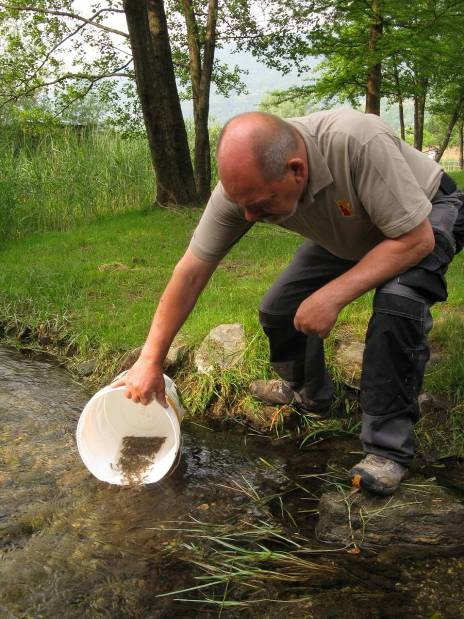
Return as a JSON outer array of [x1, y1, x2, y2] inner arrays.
[[373, 289, 428, 323]]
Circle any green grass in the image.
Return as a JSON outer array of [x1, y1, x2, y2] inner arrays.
[[0, 202, 463, 404], [0, 128, 154, 239], [450, 170, 464, 187]]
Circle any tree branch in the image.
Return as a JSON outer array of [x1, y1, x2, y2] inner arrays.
[[0, 60, 134, 108], [0, 3, 129, 38]]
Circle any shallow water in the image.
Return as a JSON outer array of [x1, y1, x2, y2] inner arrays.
[[1, 347, 463, 618]]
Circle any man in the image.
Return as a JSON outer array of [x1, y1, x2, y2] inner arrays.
[[115, 109, 464, 496]]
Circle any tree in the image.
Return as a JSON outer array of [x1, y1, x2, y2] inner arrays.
[[123, 0, 197, 205], [237, 0, 464, 152], [0, 0, 248, 205]]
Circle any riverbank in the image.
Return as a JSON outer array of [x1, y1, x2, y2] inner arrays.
[[1, 177, 463, 455]]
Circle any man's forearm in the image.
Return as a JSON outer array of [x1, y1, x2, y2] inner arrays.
[[321, 219, 435, 310], [140, 253, 218, 365]]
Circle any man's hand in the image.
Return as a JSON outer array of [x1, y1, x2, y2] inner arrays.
[[111, 356, 167, 407], [294, 290, 343, 338]]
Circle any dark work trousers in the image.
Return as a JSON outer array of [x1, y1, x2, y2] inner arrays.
[[259, 174, 464, 466]]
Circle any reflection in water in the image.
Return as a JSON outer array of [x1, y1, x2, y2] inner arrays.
[[0, 347, 463, 618]]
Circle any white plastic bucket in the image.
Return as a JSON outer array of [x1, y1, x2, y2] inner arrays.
[[76, 372, 185, 485]]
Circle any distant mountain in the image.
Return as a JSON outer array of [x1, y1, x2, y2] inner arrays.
[[181, 48, 312, 123], [181, 47, 413, 135]]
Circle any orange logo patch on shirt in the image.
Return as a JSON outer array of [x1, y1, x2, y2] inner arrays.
[[336, 199, 353, 217]]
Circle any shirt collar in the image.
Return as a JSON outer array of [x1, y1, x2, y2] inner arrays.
[[287, 119, 333, 203]]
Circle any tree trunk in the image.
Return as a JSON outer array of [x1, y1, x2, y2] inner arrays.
[[123, 0, 199, 206], [413, 78, 428, 151], [459, 120, 464, 170], [365, 0, 382, 115], [181, 0, 217, 201], [393, 63, 405, 140], [434, 95, 464, 163]]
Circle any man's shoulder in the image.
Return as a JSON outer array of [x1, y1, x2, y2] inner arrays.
[[288, 108, 394, 146]]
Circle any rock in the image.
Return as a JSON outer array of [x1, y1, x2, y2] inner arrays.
[[194, 324, 246, 374], [316, 482, 464, 552], [75, 360, 97, 377], [117, 339, 188, 374], [164, 339, 188, 369], [418, 392, 451, 415], [118, 347, 143, 372], [337, 341, 365, 387]]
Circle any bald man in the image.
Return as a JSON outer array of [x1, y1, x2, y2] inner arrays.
[[115, 109, 464, 496]]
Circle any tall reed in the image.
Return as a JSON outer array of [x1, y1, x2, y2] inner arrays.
[[0, 128, 154, 239]]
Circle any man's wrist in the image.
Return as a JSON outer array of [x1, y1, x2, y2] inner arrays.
[[139, 350, 164, 366]]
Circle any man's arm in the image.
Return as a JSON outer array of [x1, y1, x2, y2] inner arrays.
[[113, 249, 219, 405], [294, 218, 435, 337]]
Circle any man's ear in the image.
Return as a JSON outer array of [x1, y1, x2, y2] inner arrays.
[[288, 158, 306, 181]]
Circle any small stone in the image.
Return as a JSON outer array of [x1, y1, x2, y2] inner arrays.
[[118, 347, 143, 372], [418, 392, 451, 415], [118, 338, 188, 374], [196, 503, 209, 511], [194, 324, 246, 374], [75, 360, 97, 377]]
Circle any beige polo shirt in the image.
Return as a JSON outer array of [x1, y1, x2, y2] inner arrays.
[[188, 108, 443, 262]]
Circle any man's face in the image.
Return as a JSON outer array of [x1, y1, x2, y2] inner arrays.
[[223, 166, 304, 223]]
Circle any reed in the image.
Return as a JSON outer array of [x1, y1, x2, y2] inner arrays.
[[0, 128, 154, 239]]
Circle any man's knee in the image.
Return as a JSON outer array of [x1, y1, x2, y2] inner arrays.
[[259, 282, 296, 327]]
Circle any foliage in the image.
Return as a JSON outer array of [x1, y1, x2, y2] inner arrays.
[[0, 1, 250, 131], [258, 90, 313, 118], [239, 1, 464, 151]]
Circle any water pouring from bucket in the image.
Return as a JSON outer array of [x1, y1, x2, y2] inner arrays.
[[76, 372, 184, 485]]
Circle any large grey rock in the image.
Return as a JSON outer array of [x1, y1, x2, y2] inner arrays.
[[316, 483, 464, 552], [194, 324, 246, 374]]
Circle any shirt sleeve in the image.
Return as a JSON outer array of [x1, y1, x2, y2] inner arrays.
[[188, 182, 254, 262], [354, 133, 432, 238]]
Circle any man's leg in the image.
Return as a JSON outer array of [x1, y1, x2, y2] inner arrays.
[[357, 287, 432, 472], [255, 241, 355, 412], [353, 176, 464, 495]]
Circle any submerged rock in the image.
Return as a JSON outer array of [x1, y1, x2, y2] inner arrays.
[[194, 323, 246, 374], [316, 481, 464, 552]]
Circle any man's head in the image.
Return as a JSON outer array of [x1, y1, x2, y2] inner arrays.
[[216, 112, 308, 223]]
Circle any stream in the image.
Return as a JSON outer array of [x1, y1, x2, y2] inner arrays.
[[1, 346, 463, 618]]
